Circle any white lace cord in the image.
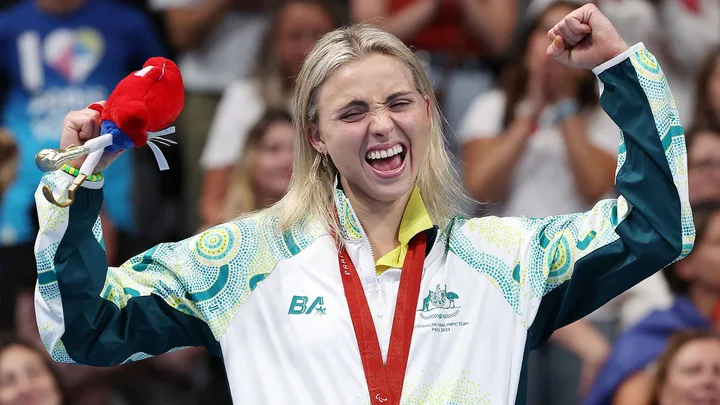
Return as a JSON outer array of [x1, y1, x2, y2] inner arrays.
[[146, 126, 177, 171], [79, 133, 114, 177]]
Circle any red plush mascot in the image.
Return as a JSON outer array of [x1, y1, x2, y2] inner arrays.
[[36, 56, 184, 206], [68, 57, 183, 176]]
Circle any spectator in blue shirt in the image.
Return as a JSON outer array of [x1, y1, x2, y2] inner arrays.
[[0, 0, 165, 329]]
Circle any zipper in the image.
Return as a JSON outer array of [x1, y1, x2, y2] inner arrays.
[[344, 194, 388, 357], [346, 194, 378, 273]]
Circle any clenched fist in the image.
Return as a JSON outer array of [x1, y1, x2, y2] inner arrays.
[[60, 101, 122, 173], [547, 4, 629, 70]]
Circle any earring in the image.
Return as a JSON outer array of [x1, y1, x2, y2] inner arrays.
[[321, 151, 329, 168]]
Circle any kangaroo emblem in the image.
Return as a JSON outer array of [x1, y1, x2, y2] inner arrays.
[[419, 284, 459, 312]]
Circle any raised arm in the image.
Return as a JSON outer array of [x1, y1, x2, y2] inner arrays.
[[530, 41, 692, 344], [451, 5, 694, 347]]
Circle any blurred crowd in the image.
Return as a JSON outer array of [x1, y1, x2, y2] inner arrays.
[[0, 0, 719, 404]]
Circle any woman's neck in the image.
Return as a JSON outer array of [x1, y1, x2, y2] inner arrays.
[[340, 178, 413, 260], [690, 285, 720, 320]]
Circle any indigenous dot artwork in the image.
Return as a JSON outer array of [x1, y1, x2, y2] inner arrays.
[[443, 47, 694, 321], [629, 49, 695, 259], [33, 169, 327, 354], [34, 171, 76, 359], [106, 213, 325, 340], [400, 371, 491, 405], [354, 371, 491, 405], [336, 188, 363, 241]]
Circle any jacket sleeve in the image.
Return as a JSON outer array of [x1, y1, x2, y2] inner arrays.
[[33, 171, 264, 366], [523, 43, 695, 346], [450, 43, 694, 348]]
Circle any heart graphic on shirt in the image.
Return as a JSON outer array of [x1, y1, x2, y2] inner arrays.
[[44, 28, 104, 84]]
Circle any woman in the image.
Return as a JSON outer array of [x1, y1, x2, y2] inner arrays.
[[33, 5, 694, 404], [0, 334, 65, 405], [200, 109, 294, 229], [458, 0, 618, 217], [602, 329, 720, 405], [583, 200, 720, 405], [198, 0, 336, 222], [686, 46, 720, 204], [649, 330, 720, 405], [688, 129, 720, 204]]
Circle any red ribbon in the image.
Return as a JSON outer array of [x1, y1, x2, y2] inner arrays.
[[336, 232, 426, 405]]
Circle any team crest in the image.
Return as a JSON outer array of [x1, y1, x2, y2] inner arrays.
[[417, 284, 461, 320]]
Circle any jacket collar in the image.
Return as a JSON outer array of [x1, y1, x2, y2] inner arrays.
[[333, 176, 366, 243], [332, 176, 433, 250]]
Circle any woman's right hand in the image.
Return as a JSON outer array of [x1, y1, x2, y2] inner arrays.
[[60, 101, 122, 173]]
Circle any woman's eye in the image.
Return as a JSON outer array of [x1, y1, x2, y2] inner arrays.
[[342, 112, 364, 121], [391, 101, 411, 109]]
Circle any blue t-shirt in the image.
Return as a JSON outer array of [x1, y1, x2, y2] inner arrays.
[[0, 0, 165, 246]]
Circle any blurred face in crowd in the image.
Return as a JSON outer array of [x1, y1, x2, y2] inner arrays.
[[525, 4, 575, 74], [274, 1, 334, 79], [0, 345, 61, 405], [689, 131, 720, 204], [313, 53, 429, 204], [680, 210, 720, 294], [657, 337, 720, 405], [252, 120, 294, 201]]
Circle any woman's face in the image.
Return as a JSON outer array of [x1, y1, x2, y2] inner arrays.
[[274, 2, 334, 79], [525, 5, 574, 74], [689, 131, 720, 204], [708, 57, 720, 117], [690, 212, 720, 294], [659, 338, 720, 405], [252, 121, 294, 201], [0, 345, 61, 405], [312, 53, 430, 204]]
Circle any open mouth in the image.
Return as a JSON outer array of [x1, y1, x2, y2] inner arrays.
[[365, 144, 407, 177]]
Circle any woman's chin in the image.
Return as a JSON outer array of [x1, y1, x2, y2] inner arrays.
[[365, 177, 415, 204]]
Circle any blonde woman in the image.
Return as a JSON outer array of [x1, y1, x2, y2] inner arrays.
[[200, 109, 294, 230], [33, 5, 694, 404]]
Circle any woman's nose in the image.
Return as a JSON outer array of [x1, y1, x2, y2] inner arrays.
[[368, 109, 394, 138]]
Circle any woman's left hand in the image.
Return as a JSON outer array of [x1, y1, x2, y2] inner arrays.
[[547, 3, 629, 70]]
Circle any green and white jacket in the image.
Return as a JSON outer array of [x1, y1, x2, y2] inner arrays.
[[33, 44, 694, 404]]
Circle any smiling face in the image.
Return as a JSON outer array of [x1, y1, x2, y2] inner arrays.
[[0, 345, 62, 405], [311, 53, 430, 204], [252, 121, 294, 201], [658, 338, 720, 405], [274, 1, 334, 79]]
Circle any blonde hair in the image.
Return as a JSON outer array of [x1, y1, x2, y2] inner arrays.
[[266, 23, 471, 237]]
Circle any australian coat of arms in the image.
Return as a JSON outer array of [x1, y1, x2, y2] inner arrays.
[[419, 284, 460, 312]]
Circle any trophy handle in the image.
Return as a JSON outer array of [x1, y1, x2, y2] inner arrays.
[[42, 174, 87, 207]]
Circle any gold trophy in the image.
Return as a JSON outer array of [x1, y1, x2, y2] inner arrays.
[[35, 135, 113, 207]]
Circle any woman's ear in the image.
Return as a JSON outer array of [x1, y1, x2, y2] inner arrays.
[[308, 123, 326, 153]]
